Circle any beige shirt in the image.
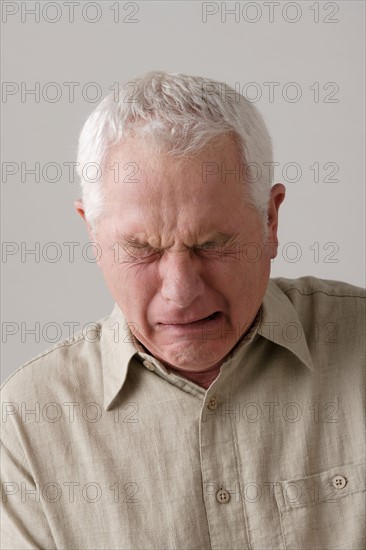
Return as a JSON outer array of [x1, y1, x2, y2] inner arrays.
[[1, 276, 365, 550]]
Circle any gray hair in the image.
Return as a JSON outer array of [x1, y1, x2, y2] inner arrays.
[[76, 71, 273, 231]]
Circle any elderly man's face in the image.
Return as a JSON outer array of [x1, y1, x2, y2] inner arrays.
[[76, 134, 285, 372]]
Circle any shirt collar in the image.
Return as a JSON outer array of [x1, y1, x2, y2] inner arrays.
[[258, 279, 315, 373], [100, 303, 143, 411], [100, 279, 314, 410]]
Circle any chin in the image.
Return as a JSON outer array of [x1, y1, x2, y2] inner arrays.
[[157, 340, 227, 371]]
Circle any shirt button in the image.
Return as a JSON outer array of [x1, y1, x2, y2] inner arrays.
[[216, 488, 230, 504], [207, 397, 218, 411], [143, 360, 155, 371], [331, 475, 347, 489]]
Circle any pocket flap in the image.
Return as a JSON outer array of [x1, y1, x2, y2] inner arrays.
[[275, 461, 366, 510]]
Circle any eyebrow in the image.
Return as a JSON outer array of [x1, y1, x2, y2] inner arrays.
[[117, 235, 150, 248], [194, 232, 237, 247], [116, 232, 237, 250]]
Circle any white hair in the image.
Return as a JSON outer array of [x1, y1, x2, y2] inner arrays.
[[76, 71, 273, 232]]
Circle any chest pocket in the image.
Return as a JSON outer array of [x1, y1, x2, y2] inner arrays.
[[274, 461, 366, 550]]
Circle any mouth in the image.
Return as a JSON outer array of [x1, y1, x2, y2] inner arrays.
[[157, 311, 222, 328]]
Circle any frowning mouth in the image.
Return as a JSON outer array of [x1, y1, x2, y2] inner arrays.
[[157, 311, 222, 328]]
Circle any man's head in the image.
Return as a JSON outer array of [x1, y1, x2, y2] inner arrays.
[[75, 71, 285, 372]]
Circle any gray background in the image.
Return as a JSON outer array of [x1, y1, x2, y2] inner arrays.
[[1, 0, 365, 383]]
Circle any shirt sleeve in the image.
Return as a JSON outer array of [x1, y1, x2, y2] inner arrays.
[[1, 435, 57, 550]]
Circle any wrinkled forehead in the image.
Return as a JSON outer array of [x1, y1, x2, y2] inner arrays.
[[102, 133, 248, 200], [97, 135, 260, 248]]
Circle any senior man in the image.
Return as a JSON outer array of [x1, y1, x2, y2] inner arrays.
[[1, 71, 365, 550]]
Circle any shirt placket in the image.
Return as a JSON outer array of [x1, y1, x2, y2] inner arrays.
[[199, 363, 251, 550]]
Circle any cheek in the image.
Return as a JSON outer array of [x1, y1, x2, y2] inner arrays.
[[216, 252, 269, 300], [111, 263, 159, 313]]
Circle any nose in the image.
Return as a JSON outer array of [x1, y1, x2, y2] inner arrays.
[[159, 250, 205, 308]]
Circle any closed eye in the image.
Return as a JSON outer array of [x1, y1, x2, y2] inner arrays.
[[120, 242, 162, 263], [194, 241, 220, 251], [129, 245, 160, 257]]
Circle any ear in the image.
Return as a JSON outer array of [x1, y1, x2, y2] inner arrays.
[[266, 183, 286, 259], [74, 199, 86, 221], [74, 199, 94, 241]]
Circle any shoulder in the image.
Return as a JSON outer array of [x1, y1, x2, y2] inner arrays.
[[271, 275, 365, 299], [0, 313, 107, 403], [0, 312, 112, 465], [270, 275, 365, 346], [270, 275, 365, 318]]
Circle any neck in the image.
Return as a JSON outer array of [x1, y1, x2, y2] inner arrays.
[[166, 361, 222, 390]]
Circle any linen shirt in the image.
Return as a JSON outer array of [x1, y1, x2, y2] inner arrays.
[[1, 276, 365, 550]]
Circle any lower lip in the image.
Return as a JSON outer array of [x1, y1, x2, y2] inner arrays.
[[156, 312, 223, 335]]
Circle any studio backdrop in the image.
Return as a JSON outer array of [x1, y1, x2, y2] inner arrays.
[[1, 0, 365, 382]]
